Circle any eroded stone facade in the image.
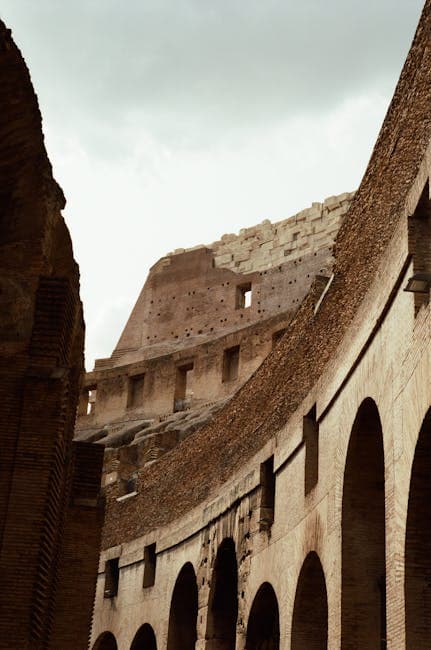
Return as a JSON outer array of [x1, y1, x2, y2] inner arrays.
[[89, 2, 431, 649], [76, 193, 352, 488], [0, 20, 103, 650]]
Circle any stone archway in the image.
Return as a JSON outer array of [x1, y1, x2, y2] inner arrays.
[[291, 552, 327, 649], [205, 538, 238, 649], [245, 582, 279, 650], [93, 631, 118, 650], [167, 562, 198, 650], [405, 408, 431, 649], [341, 398, 386, 649], [130, 623, 157, 649]]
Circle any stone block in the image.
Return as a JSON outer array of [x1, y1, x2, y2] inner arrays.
[[214, 253, 233, 266]]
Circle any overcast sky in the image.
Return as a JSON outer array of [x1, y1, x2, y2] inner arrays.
[[0, 1, 424, 369]]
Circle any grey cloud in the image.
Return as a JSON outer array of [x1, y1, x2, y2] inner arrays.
[[0, 0, 424, 150]]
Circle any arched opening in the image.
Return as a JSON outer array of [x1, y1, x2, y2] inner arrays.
[[167, 562, 198, 650], [93, 631, 118, 650], [291, 552, 327, 649], [130, 623, 157, 650], [341, 398, 386, 649], [205, 538, 238, 649], [405, 408, 431, 649], [246, 582, 279, 650]]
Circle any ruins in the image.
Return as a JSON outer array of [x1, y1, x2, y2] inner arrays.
[[0, 20, 103, 649], [3, 0, 431, 648], [75, 191, 353, 484], [87, 1, 431, 648]]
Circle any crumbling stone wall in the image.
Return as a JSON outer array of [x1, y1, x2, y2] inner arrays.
[[76, 193, 352, 473], [89, 2, 431, 648], [111, 193, 352, 362], [0, 21, 103, 649]]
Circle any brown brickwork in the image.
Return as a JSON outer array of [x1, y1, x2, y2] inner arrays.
[[90, 3, 431, 649], [0, 20, 103, 650]]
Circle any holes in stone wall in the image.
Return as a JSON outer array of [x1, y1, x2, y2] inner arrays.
[[272, 329, 287, 348]]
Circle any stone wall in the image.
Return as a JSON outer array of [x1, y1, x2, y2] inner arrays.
[[76, 193, 352, 476], [0, 21, 103, 649], [88, 3, 431, 647], [109, 192, 352, 364]]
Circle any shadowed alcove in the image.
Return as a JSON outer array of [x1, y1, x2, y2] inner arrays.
[[167, 562, 198, 650], [291, 552, 327, 649], [245, 582, 279, 650], [405, 408, 431, 649], [130, 623, 157, 650], [93, 631, 118, 650], [341, 398, 386, 649], [205, 538, 238, 649]]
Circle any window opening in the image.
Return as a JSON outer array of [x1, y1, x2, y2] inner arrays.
[[236, 283, 252, 309], [303, 405, 319, 495], [222, 345, 240, 383], [173, 362, 194, 412], [78, 384, 97, 417], [143, 543, 157, 588], [104, 558, 119, 598], [258, 456, 275, 530], [128, 373, 145, 408]]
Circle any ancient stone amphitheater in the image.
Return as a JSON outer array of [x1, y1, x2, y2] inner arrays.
[[2, 1, 431, 649], [82, 2, 431, 648]]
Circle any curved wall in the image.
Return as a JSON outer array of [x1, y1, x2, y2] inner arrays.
[[90, 2, 431, 648]]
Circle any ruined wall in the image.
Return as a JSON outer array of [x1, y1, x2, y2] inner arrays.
[[0, 21, 103, 649], [76, 193, 351, 468], [90, 2, 431, 648], [110, 193, 352, 364]]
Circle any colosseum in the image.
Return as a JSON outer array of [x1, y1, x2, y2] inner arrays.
[[76, 2, 431, 648]]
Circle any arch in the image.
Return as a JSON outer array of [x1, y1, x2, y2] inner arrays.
[[167, 562, 198, 650], [246, 582, 279, 650], [205, 537, 238, 649], [93, 631, 118, 650], [341, 398, 386, 649], [291, 552, 327, 649], [405, 408, 431, 648], [130, 623, 157, 650]]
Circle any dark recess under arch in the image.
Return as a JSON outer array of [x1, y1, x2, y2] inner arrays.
[[167, 562, 198, 650], [341, 398, 386, 649], [291, 552, 327, 649]]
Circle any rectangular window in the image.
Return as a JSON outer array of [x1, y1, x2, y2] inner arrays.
[[407, 181, 431, 314], [304, 404, 319, 495], [128, 373, 145, 408], [222, 345, 240, 382], [258, 455, 275, 530], [173, 362, 194, 412], [236, 282, 252, 309], [104, 558, 119, 598], [78, 385, 97, 416], [143, 543, 157, 588]]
